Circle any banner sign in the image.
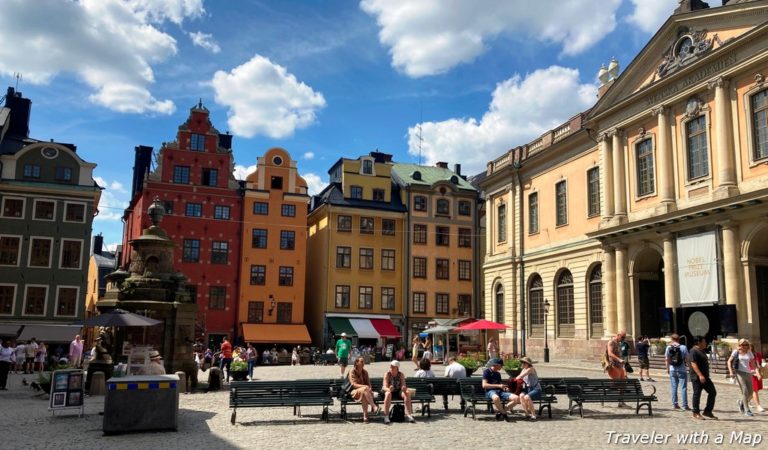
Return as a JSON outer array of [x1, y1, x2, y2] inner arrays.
[[676, 231, 719, 305]]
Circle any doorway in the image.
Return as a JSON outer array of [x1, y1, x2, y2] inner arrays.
[[634, 248, 665, 338], [757, 266, 768, 353]]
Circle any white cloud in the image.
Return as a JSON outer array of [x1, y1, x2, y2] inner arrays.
[[360, 0, 622, 77], [303, 152, 315, 160], [0, 0, 204, 114], [211, 55, 326, 139], [302, 173, 326, 196], [233, 164, 257, 181], [94, 176, 130, 222], [188, 31, 221, 53], [627, 0, 675, 34], [407, 66, 596, 175]]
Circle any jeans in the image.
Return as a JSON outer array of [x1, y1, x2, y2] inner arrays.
[[221, 357, 232, 380], [691, 376, 716, 415], [247, 360, 256, 379], [669, 369, 688, 408]]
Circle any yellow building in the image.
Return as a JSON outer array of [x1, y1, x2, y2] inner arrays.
[[238, 148, 312, 347], [306, 152, 405, 348], [84, 235, 118, 345]]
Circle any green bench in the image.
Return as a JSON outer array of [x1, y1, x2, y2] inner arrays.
[[335, 377, 435, 420], [229, 379, 334, 424], [564, 378, 658, 417], [427, 377, 465, 411], [459, 377, 557, 419]]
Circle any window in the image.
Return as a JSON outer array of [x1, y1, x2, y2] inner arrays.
[[360, 217, 374, 234], [65, 203, 85, 222], [281, 204, 296, 217], [436, 199, 450, 215], [373, 188, 385, 201], [34, 200, 55, 220], [213, 205, 230, 220], [413, 224, 427, 244], [162, 201, 173, 215], [752, 89, 768, 160], [362, 159, 373, 174], [211, 241, 228, 264], [529, 193, 539, 234], [587, 168, 600, 217], [277, 303, 292, 323], [55, 167, 73, 181], [412, 292, 426, 314], [56, 287, 77, 316], [381, 249, 395, 271], [202, 168, 218, 187], [248, 301, 264, 323], [187, 285, 197, 303], [337, 215, 352, 232], [414, 195, 427, 211], [436, 293, 449, 314], [279, 266, 294, 286], [497, 204, 506, 242], [280, 230, 295, 250], [413, 257, 427, 278], [335, 285, 350, 308], [381, 287, 395, 310], [458, 200, 471, 216], [271, 176, 283, 190], [436, 258, 449, 280], [351, 186, 363, 199], [458, 260, 471, 280], [250, 265, 266, 285], [29, 238, 52, 267], [589, 265, 603, 328], [336, 246, 351, 268], [436, 226, 450, 246], [686, 116, 709, 180], [183, 239, 200, 262], [635, 139, 655, 196], [190, 133, 205, 151], [458, 295, 471, 316], [60, 240, 82, 269], [253, 202, 268, 215], [23, 164, 40, 178], [555, 181, 568, 226], [382, 219, 395, 235], [185, 203, 202, 217], [0, 285, 15, 315], [359, 248, 374, 269], [359, 286, 373, 309], [2, 198, 23, 218], [24, 286, 46, 315], [458, 228, 471, 248], [0, 237, 21, 265], [173, 166, 190, 184], [529, 275, 544, 326], [495, 285, 504, 324], [208, 286, 226, 310], [557, 271, 574, 326], [251, 229, 267, 248]]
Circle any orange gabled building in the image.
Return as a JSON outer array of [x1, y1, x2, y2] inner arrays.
[[238, 148, 312, 347]]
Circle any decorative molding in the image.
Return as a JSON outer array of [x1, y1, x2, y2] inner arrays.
[[638, 127, 647, 138], [650, 105, 668, 117], [706, 76, 727, 90], [683, 95, 706, 120], [754, 72, 765, 88], [657, 28, 715, 79]]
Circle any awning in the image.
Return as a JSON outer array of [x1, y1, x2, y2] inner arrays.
[[0, 324, 22, 337], [327, 317, 357, 337], [370, 319, 401, 338], [423, 325, 455, 334], [242, 324, 311, 344], [17, 324, 83, 343], [349, 319, 380, 339]]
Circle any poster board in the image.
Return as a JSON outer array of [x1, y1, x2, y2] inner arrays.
[[676, 231, 719, 305], [127, 346, 152, 376], [49, 369, 84, 417], [385, 344, 393, 359]]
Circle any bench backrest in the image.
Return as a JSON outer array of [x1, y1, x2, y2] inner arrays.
[[230, 379, 333, 401], [565, 378, 645, 397]]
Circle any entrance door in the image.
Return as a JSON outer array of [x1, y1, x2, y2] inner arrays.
[[639, 279, 665, 337], [757, 266, 768, 353]]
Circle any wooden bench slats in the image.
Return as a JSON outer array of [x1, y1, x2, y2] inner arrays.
[[229, 380, 334, 424], [564, 379, 657, 417]]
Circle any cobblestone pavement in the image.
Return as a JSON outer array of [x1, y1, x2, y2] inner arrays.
[[1, 359, 766, 450]]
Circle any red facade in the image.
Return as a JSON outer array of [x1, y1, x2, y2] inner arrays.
[[122, 104, 242, 347]]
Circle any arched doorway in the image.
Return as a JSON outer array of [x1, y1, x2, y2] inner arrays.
[[495, 284, 504, 324], [747, 225, 768, 353], [633, 247, 665, 338]]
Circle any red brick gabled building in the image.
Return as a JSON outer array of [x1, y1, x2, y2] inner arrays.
[[122, 102, 242, 348]]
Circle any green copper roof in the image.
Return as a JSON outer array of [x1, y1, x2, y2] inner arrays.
[[391, 163, 477, 191]]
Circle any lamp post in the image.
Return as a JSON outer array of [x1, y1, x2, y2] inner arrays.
[[543, 299, 550, 363]]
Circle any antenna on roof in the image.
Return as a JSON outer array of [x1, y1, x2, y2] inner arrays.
[[417, 101, 424, 166], [14, 72, 22, 90]]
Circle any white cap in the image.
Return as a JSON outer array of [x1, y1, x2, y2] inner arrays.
[[390, 360, 400, 367], [341, 332, 347, 337]]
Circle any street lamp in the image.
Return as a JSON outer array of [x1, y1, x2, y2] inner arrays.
[[543, 299, 550, 363]]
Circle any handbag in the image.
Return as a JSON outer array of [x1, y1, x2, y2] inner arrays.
[[600, 351, 610, 371], [624, 361, 634, 373], [758, 366, 768, 380], [341, 374, 354, 396]]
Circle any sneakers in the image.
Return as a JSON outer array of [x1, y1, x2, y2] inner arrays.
[[406, 414, 416, 423], [757, 406, 766, 412], [672, 405, 681, 410], [384, 416, 391, 424], [738, 399, 745, 413], [746, 411, 754, 417], [528, 414, 537, 421]]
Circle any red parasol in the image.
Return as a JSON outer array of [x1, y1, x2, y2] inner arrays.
[[455, 319, 509, 331]]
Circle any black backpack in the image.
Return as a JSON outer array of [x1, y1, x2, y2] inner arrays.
[[668, 346, 683, 366], [389, 403, 405, 422]]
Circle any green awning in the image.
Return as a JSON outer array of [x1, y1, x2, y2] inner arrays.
[[327, 317, 357, 337]]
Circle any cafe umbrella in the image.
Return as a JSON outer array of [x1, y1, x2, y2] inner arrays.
[[455, 319, 509, 361]]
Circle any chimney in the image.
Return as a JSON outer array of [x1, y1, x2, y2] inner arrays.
[[454, 164, 461, 176], [93, 234, 103, 255], [675, 0, 710, 14], [4, 87, 31, 138], [131, 145, 153, 200], [436, 161, 448, 169]]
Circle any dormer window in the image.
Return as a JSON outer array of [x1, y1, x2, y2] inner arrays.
[[362, 159, 373, 175], [190, 134, 205, 151], [412, 171, 422, 181]]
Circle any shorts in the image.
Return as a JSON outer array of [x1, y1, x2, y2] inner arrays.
[[638, 356, 649, 369], [485, 389, 514, 402], [525, 386, 542, 401], [338, 356, 348, 366], [16, 356, 25, 365], [25, 357, 34, 364]]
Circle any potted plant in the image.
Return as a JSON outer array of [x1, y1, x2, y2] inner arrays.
[[229, 360, 249, 381], [37, 371, 52, 394], [650, 339, 666, 356], [503, 358, 523, 378], [457, 356, 480, 377], [716, 341, 731, 358]]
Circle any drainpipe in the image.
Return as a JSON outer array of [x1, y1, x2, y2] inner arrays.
[[404, 188, 411, 344], [514, 160, 526, 357]]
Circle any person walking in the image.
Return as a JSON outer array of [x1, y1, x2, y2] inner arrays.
[[220, 337, 233, 383], [0, 340, 13, 390], [728, 338, 757, 417], [24, 338, 37, 374], [487, 338, 498, 361], [606, 331, 627, 380], [749, 343, 764, 412], [411, 336, 421, 369], [335, 333, 351, 376], [635, 336, 654, 381], [13, 341, 25, 374], [35, 341, 47, 373], [665, 333, 689, 411], [689, 336, 717, 420], [69, 335, 83, 369], [245, 343, 257, 380]]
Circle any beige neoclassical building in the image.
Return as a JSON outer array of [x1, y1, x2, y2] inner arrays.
[[482, 0, 768, 359]]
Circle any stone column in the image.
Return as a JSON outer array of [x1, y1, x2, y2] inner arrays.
[[662, 234, 678, 333], [600, 132, 615, 219], [652, 106, 675, 209], [603, 246, 617, 337], [721, 221, 745, 335], [612, 130, 627, 221], [615, 244, 629, 333], [709, 77, 738, 197], [486, 197, 492, 255]]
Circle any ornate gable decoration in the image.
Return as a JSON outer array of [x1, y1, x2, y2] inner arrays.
[[657, 27, 721, 79]]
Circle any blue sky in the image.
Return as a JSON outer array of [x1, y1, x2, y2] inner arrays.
[[1, 0, 698, 249]]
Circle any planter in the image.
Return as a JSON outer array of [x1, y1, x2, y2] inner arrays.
[[230, 370, 249, 381], [716, 347, 731, 358], [505, 369, 522, 378], [464, 368, 477, 377]]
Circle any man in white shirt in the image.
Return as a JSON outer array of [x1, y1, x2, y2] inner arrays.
[[445, 356, 467, 378], [69, 335, 84, 369]]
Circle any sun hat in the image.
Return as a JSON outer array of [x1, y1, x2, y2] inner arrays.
[[520, 356, 534, 366], [390, 360, 400, 367], [149, 350, 162, 360], [341, 332, 347, 337]]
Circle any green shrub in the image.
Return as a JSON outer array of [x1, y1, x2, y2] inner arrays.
[[230, 360, 248, 371], [503, 358, 522, 371], [457, 356, 480, 371]]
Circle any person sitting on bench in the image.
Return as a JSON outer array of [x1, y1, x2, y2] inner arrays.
[[483, 358, 517, 421], [383, 360, 415, 423]]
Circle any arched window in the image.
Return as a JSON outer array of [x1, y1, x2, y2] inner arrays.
[[529, 275, 544, 326], [589, 265, 603, 335], [556, 270, 574, 327], [495, 284, 504, 324]]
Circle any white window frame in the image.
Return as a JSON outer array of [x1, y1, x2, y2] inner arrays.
[[0, 283, 17, 316], [27, 236, 53, 268], [359, 157, 376, 176], [679, 110, 713, 187], [54, 285, 80, 317], [555, 179, 569, 227], [1, 196, 26, 220], [32, 198, 57, 221], [59, 238, 84, 270], [22, 284, 48, 317], [0, 234, 23, 267], [742, 83, 768, 166], [631, 134, 657, 200], [63, 201, 87, 223]]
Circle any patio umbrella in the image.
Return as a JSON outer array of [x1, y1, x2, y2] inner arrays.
[[455, 320, 509, 360], [82, 309, 162, 327]]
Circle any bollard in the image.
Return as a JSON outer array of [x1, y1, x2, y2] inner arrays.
[[208, 367, 222, 391], [175, 371, 186, 393], [90, 371, 106, 395]]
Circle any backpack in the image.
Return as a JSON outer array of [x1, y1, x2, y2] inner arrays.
[[668, 345, 683, 366], [389, 403, 405, 422]]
